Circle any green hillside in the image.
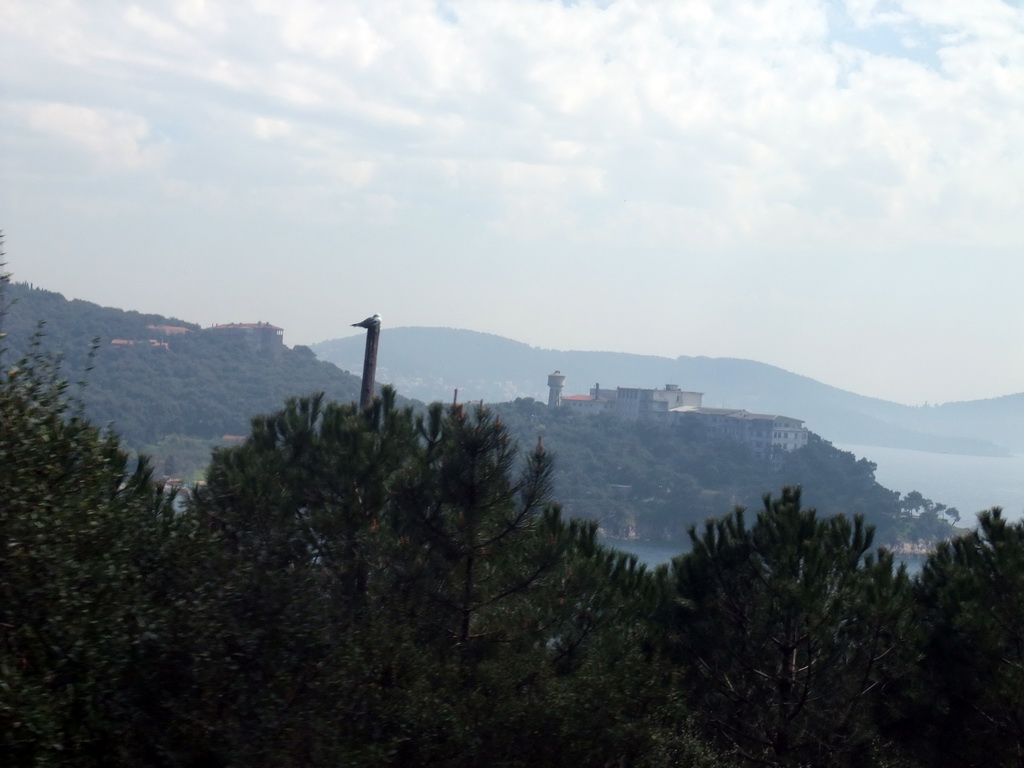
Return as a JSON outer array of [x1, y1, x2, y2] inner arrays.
[[1, 281, 959, 546], [1, 282, 363, 478], [489, 398, 955, 547]]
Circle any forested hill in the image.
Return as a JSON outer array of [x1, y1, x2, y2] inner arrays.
[[488, 398, 956, 547], [1, 282, 363, 471], [312, 326, 1016, 455], [0, 282, 961, 546]]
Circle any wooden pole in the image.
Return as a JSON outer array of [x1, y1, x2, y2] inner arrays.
[[359, 322, 380, 410]]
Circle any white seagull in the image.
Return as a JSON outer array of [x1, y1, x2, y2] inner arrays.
[[351, 313, 382, 328]]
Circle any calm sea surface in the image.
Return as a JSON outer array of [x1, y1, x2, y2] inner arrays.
[[608, 539, 928, 573], [605, 444, 1024, 567], [837, 443, 1024, 525]]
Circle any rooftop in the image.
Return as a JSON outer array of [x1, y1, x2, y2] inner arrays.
[[210, 322, 283, 330]]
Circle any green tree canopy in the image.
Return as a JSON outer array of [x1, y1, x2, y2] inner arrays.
[[907, 509, 1024, 767], [661, 488, 915, 766], [0, 351, 188, 764]]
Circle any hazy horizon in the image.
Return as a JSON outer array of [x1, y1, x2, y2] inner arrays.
[[9, 274, 1024, 409], [3, 1, 1021, 406]]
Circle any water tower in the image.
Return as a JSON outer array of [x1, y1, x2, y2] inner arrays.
[[547, 370, 566, 408]]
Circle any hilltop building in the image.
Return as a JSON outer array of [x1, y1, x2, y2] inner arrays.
[[616, 384, 704, 420], [109, 324, 191, 351], [552, 375, 809, 460], [110, 338, 169, 349], [109, 324, 192, 351], [208, 322, 284, 352], [547, 371, 566, 407], [672, 407, 809, 459], [146, 325, 191, 336], [560, 385, 615, 414]]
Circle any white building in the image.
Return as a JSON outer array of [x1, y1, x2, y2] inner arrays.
[[615, 385, 704, 420], [551, 374, 809, 459], [560, 393, 614, 413], [672, 407, 810, 458]]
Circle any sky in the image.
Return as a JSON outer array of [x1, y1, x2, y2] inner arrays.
[[1, 0, 1022, 406]]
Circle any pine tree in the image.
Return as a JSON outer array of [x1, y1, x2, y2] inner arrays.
[[0, 350, 186, 764], [384, 404, 564, 656], [908, 509, 1024, 767], [662, 487, 914, 766]]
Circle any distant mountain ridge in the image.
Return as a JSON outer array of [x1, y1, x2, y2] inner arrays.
[[312, 327, 1021, 456]]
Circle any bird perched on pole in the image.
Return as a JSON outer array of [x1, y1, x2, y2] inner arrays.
[[353, 313, 382, 409], [352, 313, 382, 329]]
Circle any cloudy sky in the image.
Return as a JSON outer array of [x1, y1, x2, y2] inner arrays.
[[1, 0, 1021, 405]]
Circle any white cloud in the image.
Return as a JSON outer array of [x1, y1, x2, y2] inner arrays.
[[173, 0, 226, 32], [123, 5, 197, 50], [3, 0, 1024, 402], [327, 158, 375, 187], [252, 116, 292, 140], [5, 0, 1018, 250], [0, 0, 91, 63], [24, 102, 166, 171]]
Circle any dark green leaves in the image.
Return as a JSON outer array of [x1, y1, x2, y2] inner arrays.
[[664, 488, 914, 766]]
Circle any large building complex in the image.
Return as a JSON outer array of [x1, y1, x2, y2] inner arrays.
[[208, 322, 284, 352], [616, 384, 704, 420], [548, 373, 809, 460], [673, 406, 809, 459]]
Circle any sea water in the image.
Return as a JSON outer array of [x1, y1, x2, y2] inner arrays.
[[609, 539, 928, 573], [604, 445, 1024, 567], [837, 444, 1024, 525]]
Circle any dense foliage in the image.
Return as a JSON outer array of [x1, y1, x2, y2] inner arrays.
[[0, 357, 693, 766], [2, 282, 958, 547], [1, 281, 364, 476], [3, 350, 1022, 766], [0, 352, 188, 764], [663, 489, 914, 765], [490, 398, 954, 547]]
